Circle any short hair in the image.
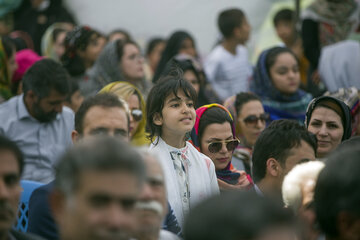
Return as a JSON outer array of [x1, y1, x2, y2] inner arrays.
[[235, 92, 261, 116], [282, 161, 325, 212], [75, 93, 129, 134], [146, 37, 165, 56], [22, 59, 71, 98], [218, 8, 246, 38], [252, 120, 317, 183], [184, 191, 294, 240], [314, 146, 360, 237], [273, 9, 294, 27], [0, 135, 24, 176], [55, 137, 146, 196], [146, 73, 197, 143]]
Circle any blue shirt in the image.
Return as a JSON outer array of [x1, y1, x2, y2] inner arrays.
[[0, 95, 74, 183]]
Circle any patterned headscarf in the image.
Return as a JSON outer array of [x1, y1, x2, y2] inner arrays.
[[41, 23, 71, 61]]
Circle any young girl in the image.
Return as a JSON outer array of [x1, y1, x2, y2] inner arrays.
[[147, 75, 219, 228], [250, 47, 312, 123], [190, 104, 252, 192]]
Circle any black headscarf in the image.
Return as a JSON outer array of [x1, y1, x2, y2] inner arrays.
[[305, 96, 352, 141]]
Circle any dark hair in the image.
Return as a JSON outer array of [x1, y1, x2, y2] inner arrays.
[[22, 59, 71, 98], [55, 137, 145, 196], [198, 107, 233, 148], [153, 31, 196, 83], [146, 74, 197, 142], [0, 135, 24, 176], [218, 8, 246, 38], [265, 47, 299, 77], [61, 26, 101, 77], [273, 9, 294, 27], [65, 79, 80, 103], [235, 92, 261, 116], [75, 93, 128, 134], [108, 29, 132, 41], [115, 39, 140, 62], [52, 28, 66, 42], [252, 119, 317, 183], [1, 36, 16, 59], [161, 58, 201, 85], [146, 37, 165, 56], [314, 145, 360, 238], [184, 191, 294, 240]]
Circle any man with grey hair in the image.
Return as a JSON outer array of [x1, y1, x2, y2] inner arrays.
[[134, 150, 180, 240], [50, 137, 145, 240]]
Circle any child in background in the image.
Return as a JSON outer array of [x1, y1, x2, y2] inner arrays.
[[147, 75, 219, 229]]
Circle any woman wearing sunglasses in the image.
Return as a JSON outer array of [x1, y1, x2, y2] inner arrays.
[[191, 104, 252, 192], [99, 81, 149, 146]]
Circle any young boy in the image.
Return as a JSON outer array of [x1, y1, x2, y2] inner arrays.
[[204, 8, 253, 102]]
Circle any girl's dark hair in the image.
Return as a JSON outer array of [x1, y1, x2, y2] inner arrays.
[[115, 39, 140, 62], [61, 26, 101, 77], [198, 107, 233, 149], [146, 72, 197, 143], [265, 46, 299, 76], [153, 31, 196, 83], [235, 92, 261, 116], [146, 38, 165, 56]]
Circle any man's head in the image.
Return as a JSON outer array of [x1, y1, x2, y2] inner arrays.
[[218, 8, 250, 44], [0, 136, 23, 235], [22, 59, 71, 122], [134, 149, 167, 239], [273, 9, 295, 45], [314, 144, 360, 240], [72, 93, 130, 142], [51, 137, 146, 240], [252, 120, 317, 198]]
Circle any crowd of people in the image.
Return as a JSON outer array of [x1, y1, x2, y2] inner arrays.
[[0, 0, 360, 240]]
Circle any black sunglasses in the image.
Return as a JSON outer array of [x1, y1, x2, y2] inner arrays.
[[243, 113, 269, 126], [207, 139, 240, 153], [131, 109, 142, 122]]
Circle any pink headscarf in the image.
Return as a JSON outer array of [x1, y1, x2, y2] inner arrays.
[[12, 49, 43, 83]]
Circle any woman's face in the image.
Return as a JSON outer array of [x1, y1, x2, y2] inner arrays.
[[200, 122, 234, 171], [82, 34, 106, 65], [127, 94, 141, 137], [179, 38, 196, 57], [120, 44, 144, 81], [237, 100, 266, 147], [269, 52, 300, 95], [54, 31, 67, 59], [307, 107, 344, 158], [183, 70, 200, 94]]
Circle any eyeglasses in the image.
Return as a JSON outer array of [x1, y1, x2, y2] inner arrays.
[[207, 139, 240, 153], [131, 109, 142, 122], [242, 113, 269, 126]]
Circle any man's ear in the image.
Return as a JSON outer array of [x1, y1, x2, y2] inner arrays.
[[153, 113, 163, 126], [71, 130, 79, 144], [266, 158, 281, 177], [49, 190, 66, 225]]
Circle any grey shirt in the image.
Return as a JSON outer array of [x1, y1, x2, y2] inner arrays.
[[0, 95, 74, 183]]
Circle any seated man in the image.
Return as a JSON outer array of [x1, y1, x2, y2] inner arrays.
[[0, 59, 73, 183], [252, 119, 317, 201], [27, 93, 130, 239], [0, 135, 44, 240], [50, 137, 146, 240], [314, 143, 360, 240]]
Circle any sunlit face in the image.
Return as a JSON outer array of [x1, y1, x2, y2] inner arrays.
[[270, 52, 300, 95], [55, 170, 140, 240], [120, 44, 144, 81], [307, 107, 344, 158], [183, 70, 200, 94], [0, 150, 21, 233], [237, 100, 266, 147], [200, 122, 234, 171], [154, 90, 196, 139], [127, 94, 141, 138], [54, 31, 67, 59], [179, 38, 196, 57]]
